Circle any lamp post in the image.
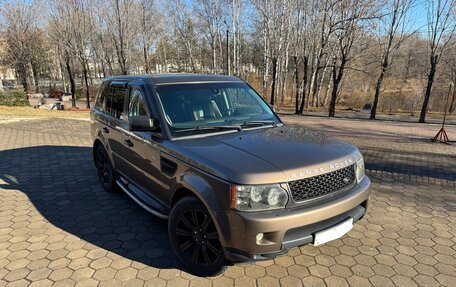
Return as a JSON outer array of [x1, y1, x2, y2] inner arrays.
[[226, 29, 230, 76]]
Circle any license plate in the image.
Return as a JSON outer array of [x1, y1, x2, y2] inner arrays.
[[313, 218, 353, 246]]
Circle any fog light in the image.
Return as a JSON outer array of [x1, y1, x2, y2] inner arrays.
[[256, 233, 264, 244]]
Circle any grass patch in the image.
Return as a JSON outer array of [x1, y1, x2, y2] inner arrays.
[[0, 90, 29, 106]]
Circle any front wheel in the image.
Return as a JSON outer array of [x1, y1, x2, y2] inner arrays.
[[168, 197, 226, 276]]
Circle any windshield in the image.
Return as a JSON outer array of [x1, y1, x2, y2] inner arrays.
[[155, 82, 281, 137]]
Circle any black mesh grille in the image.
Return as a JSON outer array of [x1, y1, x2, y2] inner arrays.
[[289, 165, 355, 202]]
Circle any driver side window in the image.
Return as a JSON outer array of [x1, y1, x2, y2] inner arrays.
[[128, 88, 148, 117]]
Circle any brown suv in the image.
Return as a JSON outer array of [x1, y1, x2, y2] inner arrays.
[[91, 74, 371, 276]]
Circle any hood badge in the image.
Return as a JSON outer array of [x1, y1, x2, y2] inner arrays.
[[289, 158, 354, 179]]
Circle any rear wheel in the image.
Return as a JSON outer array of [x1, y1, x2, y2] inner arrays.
[[169, 197, 226, 276], [94, 144, 117, 192]]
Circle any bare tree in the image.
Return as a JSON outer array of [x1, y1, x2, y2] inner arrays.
[[252, 0, 296, 105], [370, 0, 415, 119], [229, 0, 244, 76], [329, 0, 375, 117], [308, 0, 338, 108], [0, 0, 42, 92], [2, 0, 456, 121], [49, 0, 93, 108], [419, 0, 456, 123], [441, 43, 456, 113], [169, 0, 199, 72], [137, 0, 160, 74], [195, 0, 224, 73], [292, 0, 312, 114]]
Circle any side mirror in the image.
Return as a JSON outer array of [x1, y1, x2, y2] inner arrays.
[[128, 116, 159, 132]]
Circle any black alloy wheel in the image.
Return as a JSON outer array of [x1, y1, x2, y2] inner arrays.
[[94, 144, 116, 192], [169, 197, 226, 276]]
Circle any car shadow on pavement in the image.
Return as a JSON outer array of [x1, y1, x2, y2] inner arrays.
[[0, 145, 185, 271]]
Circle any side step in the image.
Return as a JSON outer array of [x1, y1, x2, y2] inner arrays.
[[116, 180, 169, 219]]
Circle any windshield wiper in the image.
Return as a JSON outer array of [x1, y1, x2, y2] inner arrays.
[[174, 125, 243, 134], [242, 120, 278, 128]]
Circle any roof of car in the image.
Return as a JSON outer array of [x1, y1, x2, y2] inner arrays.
[[104, 74, 244, 85]]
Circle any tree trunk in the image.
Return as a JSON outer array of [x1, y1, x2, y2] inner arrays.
[[450, 83, 456, 114], [57, 49, 67, 93], [294, 56, 299, 114], [323, 76, 332, 106], [115, 0, 128, 75], [419, 55, 438, 123], [317, 64, 330, 106], [17, 62, 31, 92], [31, 61, 39, 93], [370, 64, 387, 120], [329, 59, 346, 117], [212, 37, 216, 73], [309, 47, 323, 108], [20, 68, 29, 92], [262, 31, 269, 98], [329, 64, 337, 117], [143, 44, 149, 73], [270, 57, 278, 106], [65, 53, 76, 108], [82, 61, 90, 109], [312, 71, 321, 107], [299, 56, 309, 115]]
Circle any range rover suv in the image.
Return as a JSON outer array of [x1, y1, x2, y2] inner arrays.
[[90, 74, 371, 276]]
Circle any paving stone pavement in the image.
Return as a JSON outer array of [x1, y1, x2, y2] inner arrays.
[[0, 117, 455, 287]]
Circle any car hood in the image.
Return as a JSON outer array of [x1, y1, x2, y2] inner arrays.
[[164, 125, 361, 185]]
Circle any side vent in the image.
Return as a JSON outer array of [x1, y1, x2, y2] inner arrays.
[[160, 157, 177, 176]]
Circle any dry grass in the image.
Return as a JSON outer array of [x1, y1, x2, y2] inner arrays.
[[0, 106, 90, 121]]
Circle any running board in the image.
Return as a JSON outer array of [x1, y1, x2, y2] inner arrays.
[[116, 180, 169, 219]]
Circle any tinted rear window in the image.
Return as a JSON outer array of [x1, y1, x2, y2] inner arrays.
[[95, 82, 110, 111], [101, 84, 126, 120]]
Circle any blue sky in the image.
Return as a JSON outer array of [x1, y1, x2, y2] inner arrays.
[[1, 0, 435, 36], [407, 0, 429, 34]]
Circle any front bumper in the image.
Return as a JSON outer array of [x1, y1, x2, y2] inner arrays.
[[216, 176, 371, 262]]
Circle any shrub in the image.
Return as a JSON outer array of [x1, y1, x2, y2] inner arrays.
[[0, 90, 29, 106]]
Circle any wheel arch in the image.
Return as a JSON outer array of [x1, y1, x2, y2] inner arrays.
[[92, 137, 116, 169], [92, 139, 103, 161], [170, 172, 230, 247], [171, 187, 197, 207]]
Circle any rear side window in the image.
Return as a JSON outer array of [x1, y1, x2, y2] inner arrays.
[[104, 85, 126, 119], [95, 82, 110, 111], [128, 88, 148, 117]]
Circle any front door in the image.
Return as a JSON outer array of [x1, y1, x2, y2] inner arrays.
[[118, 84, 169, 201]]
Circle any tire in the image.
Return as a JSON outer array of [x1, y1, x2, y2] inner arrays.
[[94, 144, 118, 192], [168, 196, 226, 276]]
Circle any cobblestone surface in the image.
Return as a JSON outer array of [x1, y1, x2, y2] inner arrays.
[[0, 117, 455, 286]]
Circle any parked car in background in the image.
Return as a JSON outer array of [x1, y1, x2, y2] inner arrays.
[[90, 74, 371, 276]]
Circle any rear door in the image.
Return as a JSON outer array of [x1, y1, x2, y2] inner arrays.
[[91, 81, 110, 140], [102, 81, 129, 170], [118, 83, 170, 201]]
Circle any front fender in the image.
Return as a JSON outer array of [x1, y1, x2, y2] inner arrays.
[[173, 171, 232, 246]]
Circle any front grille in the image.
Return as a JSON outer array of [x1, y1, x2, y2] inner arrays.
[[289, 165, 355, 202]]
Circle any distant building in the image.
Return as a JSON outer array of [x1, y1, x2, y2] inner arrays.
[[0, 38, 17, 90]]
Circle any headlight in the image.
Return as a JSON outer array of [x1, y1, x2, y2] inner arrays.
[[231, 184, 288, 212], [355, 157, 365, 183]]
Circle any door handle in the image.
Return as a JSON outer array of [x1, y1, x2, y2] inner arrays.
[[102, 127, 109, 134], [123, 139, 134, 147]]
